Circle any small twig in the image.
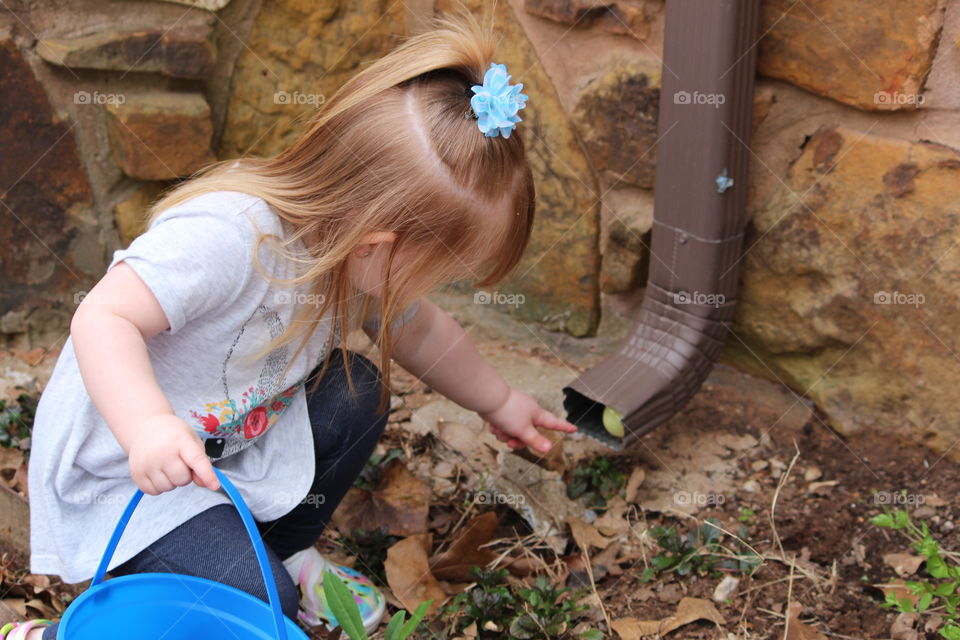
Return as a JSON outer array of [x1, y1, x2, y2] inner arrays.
[[580, 547, 612, 630], [769, 441, 802, 560]]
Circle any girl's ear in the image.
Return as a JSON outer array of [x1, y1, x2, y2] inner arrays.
[[360, 231, 397, 245], [353, 230, 397, 258]]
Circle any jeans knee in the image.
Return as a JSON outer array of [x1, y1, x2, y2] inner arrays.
[[277, 570, 300, 621]]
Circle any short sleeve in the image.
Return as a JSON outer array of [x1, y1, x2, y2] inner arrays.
[[107, 208, 253, 334], [362, 298, 422, 335]]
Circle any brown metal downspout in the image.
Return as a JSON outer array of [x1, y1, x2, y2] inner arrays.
[[562, 0, 761, 449]]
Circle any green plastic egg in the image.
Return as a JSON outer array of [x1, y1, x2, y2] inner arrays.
[[602, 405, 624, 438]]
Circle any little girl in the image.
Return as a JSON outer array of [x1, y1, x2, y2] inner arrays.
[[2, 15, 577, 640]]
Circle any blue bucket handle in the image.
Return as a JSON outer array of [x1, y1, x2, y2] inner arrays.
[[90, 467, 289, 640]]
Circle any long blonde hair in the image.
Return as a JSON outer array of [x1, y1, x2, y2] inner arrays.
[[144, 14, 535, 411]]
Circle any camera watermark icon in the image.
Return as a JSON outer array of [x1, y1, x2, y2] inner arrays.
[[473, 290, 525, 308], [74, 290, 125, 305], [674, 491, 725, 507], [274, 91, 326, 107], [74, 491, 126, 505], [674, 90, 726, 108], [874, 491, 925, 506], [474, 490, 525, 506], [274, 491, 326, 506], [74, 90, 126, 106], [274, 291, 327, 307], [873, 290, 924, 308], [673, 291, 725, 307], [874, 91, 925, 107]]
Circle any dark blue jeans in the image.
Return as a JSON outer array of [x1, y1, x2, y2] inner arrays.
[[42, 350, 388, 639]]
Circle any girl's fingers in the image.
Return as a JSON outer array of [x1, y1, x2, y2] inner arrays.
[[534, 408, 578, 432], [517, 424, 552, 452], [146, 469, 173, 494], [181, 444, 220, 490], [162, 460, 193, 488]]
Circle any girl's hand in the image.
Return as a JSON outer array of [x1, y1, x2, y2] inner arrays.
[[478, 388, 578, 453], [127, 415, 220, 495]]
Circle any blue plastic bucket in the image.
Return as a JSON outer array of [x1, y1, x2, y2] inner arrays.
[[57, 467, 309, 640]]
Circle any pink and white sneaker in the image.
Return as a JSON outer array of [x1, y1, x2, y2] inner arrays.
[[282, 546, 386, 634], [0, 620, 54, 640]]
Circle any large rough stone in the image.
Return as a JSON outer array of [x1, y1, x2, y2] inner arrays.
[[219, 0, 406, 158], [573, 58, 661, 189], [523, 0, 662, 40], [37, 26, 216, 79], [600, 187, 653, 293], [758, 0, 945, 111], [437, 0, 601, 336], [105, 92, 215, 180], [0, 36, 92, 320], [114, 183, 167, 247], [726, 125, 960, 459]]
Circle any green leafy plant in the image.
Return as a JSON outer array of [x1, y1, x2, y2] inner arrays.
[[444, 566, 517, 634], [323, 567, 430, 640], [510, 575, 602, 640], [871, 496, 960, 639], [566, 456, 626, 510], [737, 507, 755, 524], [339, 525, 400, 585], [442, 566, 601, 639], [0, 392, 37, 450], [641, 518, 761, 582]]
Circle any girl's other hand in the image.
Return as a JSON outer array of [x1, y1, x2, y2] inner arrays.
[[478, 388, 577, 453], [127, 415, 220, 495]]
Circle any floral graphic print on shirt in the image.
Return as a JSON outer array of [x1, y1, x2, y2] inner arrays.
[[187, 303, 308, 460]]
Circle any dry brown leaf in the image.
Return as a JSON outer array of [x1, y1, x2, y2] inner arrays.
[[331, 459, 430, 536], [784, 601, 830, 640], [883, 553, 925, 577], [891, 612, 921, 640], [876, 580, 921, 607], [624, 467, 645, 503], [926, 494, 949, 507], [494, 451, 590, 553], [565, 515, 614, 551], [505, 555, 549, 576], [593, 540, 623, 576], [20, 575, 50, 589], [2, 598, 26, 617], [436, 421, 498, 469], [384, 533, 447, 616], [11, 461, 27, 497], [611, 597, 724, 638], [593, 496, 631, 537], [0, 448, 22, 473], [429, 512, 499, 581]]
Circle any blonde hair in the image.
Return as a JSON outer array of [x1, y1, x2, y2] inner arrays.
[[142, 14, 535, 411]]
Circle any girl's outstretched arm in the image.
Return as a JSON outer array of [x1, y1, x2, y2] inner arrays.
[[71, 262, 220, 494], [380, 298, 577, 452]]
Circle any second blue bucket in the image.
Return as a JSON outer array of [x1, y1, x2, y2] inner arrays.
[[57, 467, 309, 640]]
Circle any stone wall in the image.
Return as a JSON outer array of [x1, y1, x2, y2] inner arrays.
[[2, 0, 959, 457]]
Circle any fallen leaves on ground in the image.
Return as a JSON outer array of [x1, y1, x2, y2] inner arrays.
[[784, 601, 830, 640], [611, 597, 725, 638], [882, 552, 925, 577], [429, 512, 499, 581], [331, 458, 430, 536], [384, 533, 447, 617]]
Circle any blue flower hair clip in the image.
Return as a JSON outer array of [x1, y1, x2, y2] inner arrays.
[[470, 63, 528, 139]]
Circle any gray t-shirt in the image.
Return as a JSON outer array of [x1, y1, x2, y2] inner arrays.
[[28, 190, 415, 583]]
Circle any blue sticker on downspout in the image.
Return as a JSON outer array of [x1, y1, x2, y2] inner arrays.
[[715, 168, 734, 193]]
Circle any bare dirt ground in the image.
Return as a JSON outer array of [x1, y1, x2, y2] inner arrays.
[[0, 291, 956, 639]]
